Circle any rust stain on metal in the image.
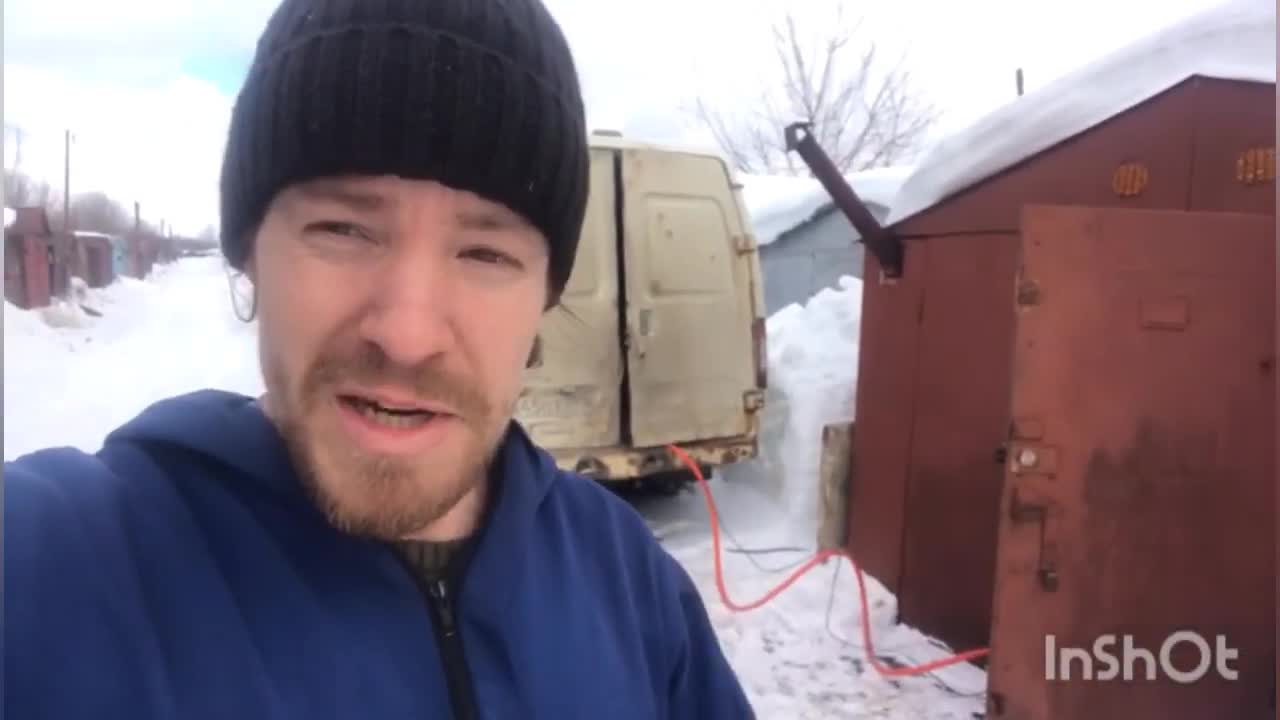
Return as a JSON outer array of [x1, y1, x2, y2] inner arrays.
[[844, 240, 930, 602], [1015, 280, 1041, 307], [1111, 161, 1150, 197], [1140, 296, 1190, 331], [987, 205, 1274, 720], [1236, 146, 1276, 185], [890, 236, 1020, 655], [1010, 417, 1045, 441], [1083, 420, 1219, 510]]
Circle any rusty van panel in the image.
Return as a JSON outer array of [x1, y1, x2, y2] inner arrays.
[[516, 147, 624, 450], [986, 205, 1275, 720], [619, 147, 759, 448], [845, 240, 929, 594], [897, 233, 1021, 655], [896, 79, 1198, 237], [1187, 78, 1276, 216]]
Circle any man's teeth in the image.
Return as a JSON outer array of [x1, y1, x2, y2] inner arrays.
[[351, 398, 436, 429]]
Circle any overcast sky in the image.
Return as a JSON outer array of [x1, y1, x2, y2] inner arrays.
[[3, 0, 1222, 235]]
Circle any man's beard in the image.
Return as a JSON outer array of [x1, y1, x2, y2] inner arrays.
[[264, 338, 506, 540]]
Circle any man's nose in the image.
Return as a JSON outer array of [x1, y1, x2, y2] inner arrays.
[[357, 249, 458, 367]]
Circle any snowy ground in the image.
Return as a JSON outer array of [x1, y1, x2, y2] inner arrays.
[[4, 257, 987, 718]]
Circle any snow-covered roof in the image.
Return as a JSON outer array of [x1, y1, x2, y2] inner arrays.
[[740, 165, 914, 246], [73, 230, 119, 241], [887, 0, 1276, 226], [4, 207, 15, 229]]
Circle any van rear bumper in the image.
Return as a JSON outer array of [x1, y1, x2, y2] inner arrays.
[[548, 436, 759, 482]]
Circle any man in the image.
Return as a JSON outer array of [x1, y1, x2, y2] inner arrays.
[[3, 1, 754, 718]]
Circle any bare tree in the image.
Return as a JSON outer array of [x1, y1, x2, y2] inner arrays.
[[693, 4, 940, 176], [4, 168, 60, 213], [70, 191, 134, 235], [3, 168, 71, 237]]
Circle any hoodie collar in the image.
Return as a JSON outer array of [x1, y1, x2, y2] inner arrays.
[[104, 389, 559, 541]]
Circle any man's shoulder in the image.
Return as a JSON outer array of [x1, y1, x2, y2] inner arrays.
[[5, 440, 193, 556], [531, 469, 751, 715], [7, 445, 133, 520], [536, 468, 692, 590], [543, 469, 661, 544], [7, 427, 199, 505]]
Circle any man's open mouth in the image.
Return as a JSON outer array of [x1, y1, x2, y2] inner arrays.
[[338, 395, 439, 430]]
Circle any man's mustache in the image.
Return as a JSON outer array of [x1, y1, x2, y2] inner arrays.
[[302, 341, 490, 419]]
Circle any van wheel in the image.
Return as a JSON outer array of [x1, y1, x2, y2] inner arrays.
[[653, 470, 688, 496], [626, 469, 690, 496]]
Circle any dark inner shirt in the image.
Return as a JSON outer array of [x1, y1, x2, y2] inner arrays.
[[395, 537, 471, 584]]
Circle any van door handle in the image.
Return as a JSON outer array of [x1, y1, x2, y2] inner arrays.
[[632, 309, 653, 360], [638, 309, 653, 337]]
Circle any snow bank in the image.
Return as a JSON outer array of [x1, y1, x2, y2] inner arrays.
[[666, 274, 986, 714], [889, 0, 1276, 226], [3, 257, 262, 460], [740, 166, 913, 246], [5, 300, 56, 339], [763, 276, 864, 536]]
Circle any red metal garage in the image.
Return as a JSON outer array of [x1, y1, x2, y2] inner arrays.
[[792, 2, 1274, 717], [4, 207, 56, 310], [73, 231, 117, 288]]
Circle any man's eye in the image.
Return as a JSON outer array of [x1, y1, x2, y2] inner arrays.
[[307, 221, 369, 240], [461, 247, 518, 266]]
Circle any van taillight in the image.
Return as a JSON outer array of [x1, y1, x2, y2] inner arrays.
[[752, 317, 767, 389]]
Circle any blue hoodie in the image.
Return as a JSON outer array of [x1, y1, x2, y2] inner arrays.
[[4, 390, 754, 719]]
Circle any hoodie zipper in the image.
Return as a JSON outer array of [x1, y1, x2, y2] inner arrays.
[[425, 574, 479, 720]]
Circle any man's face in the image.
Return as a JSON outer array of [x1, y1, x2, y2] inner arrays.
[[248, 175, 548, 540]]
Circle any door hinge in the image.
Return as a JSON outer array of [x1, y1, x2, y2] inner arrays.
[[1008, 487, 1047, 525], [1007, 444, 1059, 476], [733, 233, 757, 254], [1008, 487, 1059, 592], [743, 390, 766, 412]]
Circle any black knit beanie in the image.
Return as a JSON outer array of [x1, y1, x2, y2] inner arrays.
[[219, 0, 589, 299]]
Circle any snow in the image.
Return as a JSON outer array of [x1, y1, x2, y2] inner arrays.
[[740, 166, 914, 247], [3, 257, 987, 716], [887, 0, 1277, 226], [3, 259, 263, 459], [4, 207, 15, 228]]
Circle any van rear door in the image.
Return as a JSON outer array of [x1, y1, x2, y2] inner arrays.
[[620, 147, 760, 447], [515, 147, 624, 451]]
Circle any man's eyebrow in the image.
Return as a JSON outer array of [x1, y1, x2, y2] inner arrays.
[[455, 206, 531, 230], [293, 180, 387, 212]]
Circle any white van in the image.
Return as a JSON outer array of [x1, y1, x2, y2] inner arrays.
[[515, 133, 769, 489]]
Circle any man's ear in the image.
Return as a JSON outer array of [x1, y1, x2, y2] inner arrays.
[[525, 335, 543, 369], [229, 249, 259, 323]]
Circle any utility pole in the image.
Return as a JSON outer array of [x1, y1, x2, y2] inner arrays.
[[132, 201, 143, 278], [63, 129, 72, 232], [1016, 68, 1025, 98]]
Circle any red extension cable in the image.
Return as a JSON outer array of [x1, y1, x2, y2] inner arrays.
[[666, 444, 990, 679]]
